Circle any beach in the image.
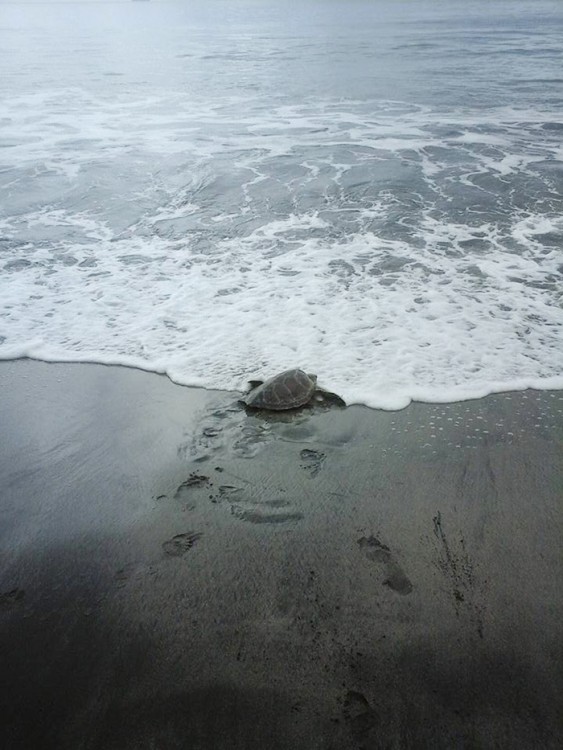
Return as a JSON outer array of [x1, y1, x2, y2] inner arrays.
[[2, 1, 563, 747], [0, 359, 561, 749]]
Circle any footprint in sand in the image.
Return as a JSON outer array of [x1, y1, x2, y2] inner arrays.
[[162, 531, 202, 557], [299, 448, 326, 477], [358, 536, 413, 595], [173, 474, 213, 510], [0, 588, 25, 609], [174, 473, 211, 500], [114, 565, 135, 588], [341, 690, 378, 739]]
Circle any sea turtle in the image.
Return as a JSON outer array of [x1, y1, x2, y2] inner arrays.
[[241, 368, 345, 411]]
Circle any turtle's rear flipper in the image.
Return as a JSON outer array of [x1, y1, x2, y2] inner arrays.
[[247, 380, 264, 390], [315, 389, 346, 408]]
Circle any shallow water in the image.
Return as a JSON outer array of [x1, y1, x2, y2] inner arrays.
[[1, 0, 562, 408]]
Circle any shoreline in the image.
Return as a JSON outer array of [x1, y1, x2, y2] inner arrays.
[[2, 353, 563, 411], [1, 359, 562, 749]]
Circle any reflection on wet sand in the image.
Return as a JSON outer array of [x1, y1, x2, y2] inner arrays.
[[0, 361, 562, 749]]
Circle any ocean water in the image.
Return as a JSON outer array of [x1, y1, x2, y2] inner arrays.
[[1, 0, 562, 409]]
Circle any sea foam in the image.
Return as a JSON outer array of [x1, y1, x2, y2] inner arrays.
[[1, 89, 563, 409]]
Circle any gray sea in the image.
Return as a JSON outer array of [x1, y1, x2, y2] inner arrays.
[[1, 0, 562, 407]]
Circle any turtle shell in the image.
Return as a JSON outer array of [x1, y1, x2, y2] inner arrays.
[[244, 369, 317, 411]]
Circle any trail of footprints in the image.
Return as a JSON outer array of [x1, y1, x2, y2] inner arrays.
[[164, 468, 305, 530], [166, 446, 328, 532], [156, 459, 414, 597]]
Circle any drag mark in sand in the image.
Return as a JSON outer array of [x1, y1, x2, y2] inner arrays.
[[357, 536, 413, 595], [432, 512, 473, 604], [217, 485, 243, 498], [162, 531, 203, 557], [230, 496, 304, 525], [207, 483, 245, 505], [431, 511, 484, 636], [203, 466, 303, 524], [181, 402, 275, 462]]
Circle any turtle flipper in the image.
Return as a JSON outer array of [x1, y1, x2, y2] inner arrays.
[[247, 380, 264, 390], [315, 389, 346, 408]]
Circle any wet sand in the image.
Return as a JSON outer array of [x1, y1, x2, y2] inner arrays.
[[1, 359, 562, 749]]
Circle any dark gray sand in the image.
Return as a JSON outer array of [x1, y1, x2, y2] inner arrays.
[[1, 360, 562, 749]]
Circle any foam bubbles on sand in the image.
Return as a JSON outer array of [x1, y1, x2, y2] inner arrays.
[[1, 96, 563, 409]]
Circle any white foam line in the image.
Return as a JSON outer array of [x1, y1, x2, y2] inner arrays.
[[2, 94, 563, 409]]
